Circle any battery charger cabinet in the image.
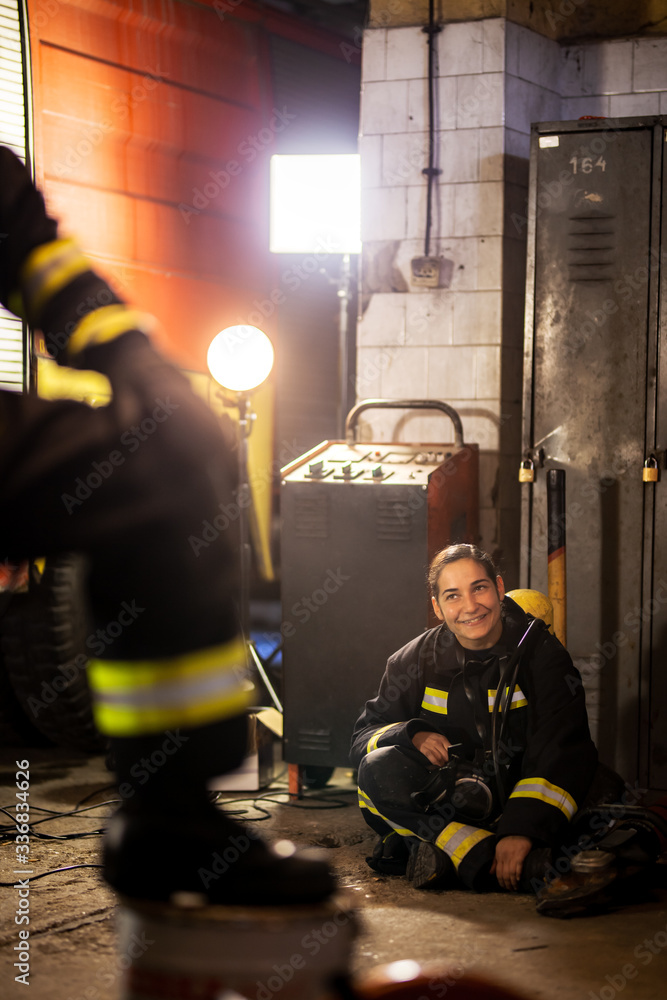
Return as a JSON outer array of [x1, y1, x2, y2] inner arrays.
[[280, 399, 479, 771]]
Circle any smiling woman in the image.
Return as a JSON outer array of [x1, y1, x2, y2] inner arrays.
[[350, 542, 600, 901], [429, 545, 506, 650]]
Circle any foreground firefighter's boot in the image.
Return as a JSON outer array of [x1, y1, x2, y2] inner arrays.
[[104, 731, 337, 906], [103, 799, 337, 906]]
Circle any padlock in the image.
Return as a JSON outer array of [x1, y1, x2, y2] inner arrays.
[[519, 458, 535, 483], [643, 456, 659, 483]]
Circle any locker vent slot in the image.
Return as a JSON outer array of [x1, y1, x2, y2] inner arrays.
[[297, 729, 331, 752], [376, 498, 412, 541], [294, 495, 329, 538], [567, 215, 616, 282]]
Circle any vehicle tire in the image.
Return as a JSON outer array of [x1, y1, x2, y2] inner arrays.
[[0, 554, 106, 752], [0, 646, 51, 747]]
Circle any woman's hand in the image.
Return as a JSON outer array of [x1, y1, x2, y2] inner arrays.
[[490, 835, 533, 891], [411, 731, 451, 766]]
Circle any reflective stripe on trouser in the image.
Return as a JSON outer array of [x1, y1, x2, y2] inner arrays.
[[357, 788, 416, 839], [435, 822, 495, 890], [357, 745, 468, 844], [87, 637, 249, 737]]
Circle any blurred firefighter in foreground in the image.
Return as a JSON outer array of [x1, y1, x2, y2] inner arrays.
[[0, 146, 334, 905]]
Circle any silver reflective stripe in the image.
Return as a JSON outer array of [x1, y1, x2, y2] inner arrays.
[[510, 777, 577, 819], [421, 686, 448, 714], [487, 686, 528, 711], [95, 662, 246, 709], [435, 821, 494, 870], [437, 822, 474, 856], [0, 0, 28, 392]]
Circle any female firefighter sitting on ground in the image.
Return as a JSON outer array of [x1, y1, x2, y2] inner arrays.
[[350, 543, 599, 894]]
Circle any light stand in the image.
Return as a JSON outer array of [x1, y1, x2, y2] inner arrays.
[[324, 251, 355, 436], [207, 326, 282, 712]]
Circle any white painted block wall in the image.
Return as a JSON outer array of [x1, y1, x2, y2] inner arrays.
[[358, 17, 667, 570]]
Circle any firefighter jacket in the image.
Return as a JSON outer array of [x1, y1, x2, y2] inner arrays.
[[350, 596, 598, 847]]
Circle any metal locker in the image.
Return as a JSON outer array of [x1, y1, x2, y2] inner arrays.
[[521, 115, 667, 788]]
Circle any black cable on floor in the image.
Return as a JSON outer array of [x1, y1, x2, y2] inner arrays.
[[0, 863, 105, 887], [0, 799, 118, 843], [212, 786, 355, 821], [76, 784, 118, 808]]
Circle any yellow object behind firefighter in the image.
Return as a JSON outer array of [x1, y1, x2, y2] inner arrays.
[[506, 589, 554, 632], [191, 371, 275, 582]]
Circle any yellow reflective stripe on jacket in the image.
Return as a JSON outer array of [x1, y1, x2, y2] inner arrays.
[[68, 304, 156, 357], [357, 789, 415, 838], [87, 638, 248, 736], [487, 686, 528, 711], [509, 777, 577, 820], [366, 723, 399, 754], [435, 821, 494, 871], [21, 238, 91, 318], [421, 686, 448, 715]]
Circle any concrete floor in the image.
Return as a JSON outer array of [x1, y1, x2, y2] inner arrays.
[[1, 747, 667, 1000]]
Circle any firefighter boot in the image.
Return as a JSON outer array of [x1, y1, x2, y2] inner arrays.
[[104, 729, 337, 906], [534, 850, 618, 917], [406, 841, 458, 890], [535, 801, 667, 918], [593, 802, 667, 866], [103, 799, 336, 906], [366, 832, 411, 876], [518, 847, 554, 894]]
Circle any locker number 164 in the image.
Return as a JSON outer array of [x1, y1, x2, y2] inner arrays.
[[569, 155, 607, 173]]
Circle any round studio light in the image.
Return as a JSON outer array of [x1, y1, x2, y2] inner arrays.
[[207, 325, 274, 392]]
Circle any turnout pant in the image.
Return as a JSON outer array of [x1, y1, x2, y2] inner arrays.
[[358, 746, 497, 890], [358, 747, 629, 893]]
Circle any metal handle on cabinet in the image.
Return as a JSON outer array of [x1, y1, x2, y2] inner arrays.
[[344, 398, 464, 448]]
